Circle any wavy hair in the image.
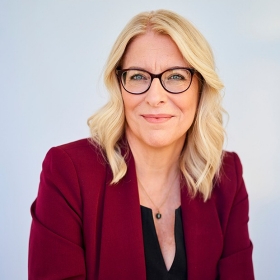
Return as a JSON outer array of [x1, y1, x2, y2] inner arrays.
[[88, 9, 225, 201]]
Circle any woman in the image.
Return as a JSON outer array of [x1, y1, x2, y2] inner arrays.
[[29, 9, 254, 280]]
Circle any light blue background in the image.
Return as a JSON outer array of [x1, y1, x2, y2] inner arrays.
[[1, 0, 279, 279]]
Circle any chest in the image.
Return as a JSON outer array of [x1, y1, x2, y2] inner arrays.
[[141, 205, 187, 276]]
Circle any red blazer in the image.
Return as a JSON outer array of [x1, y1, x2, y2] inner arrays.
[[28, 139, 254, 279]]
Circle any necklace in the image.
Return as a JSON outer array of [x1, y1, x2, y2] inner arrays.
[[138, 173, 179, 220]]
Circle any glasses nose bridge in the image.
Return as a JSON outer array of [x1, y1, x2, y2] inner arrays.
[[149, 72, 164, 87]]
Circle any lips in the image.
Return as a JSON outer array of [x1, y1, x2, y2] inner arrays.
[[141, 114, 173, 123]]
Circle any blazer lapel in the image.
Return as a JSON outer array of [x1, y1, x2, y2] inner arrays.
[[96, 140, 223, 280], [181, 188, 223, 280], [98, 152, 146, 280]]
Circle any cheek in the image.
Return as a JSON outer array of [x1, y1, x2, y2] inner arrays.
[[122, 92, 141, 119], [121, 91, 132, 112], [178, 92, 199, 115]]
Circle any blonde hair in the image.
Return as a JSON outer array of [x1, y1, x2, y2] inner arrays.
[[88, 9, 225, 201]]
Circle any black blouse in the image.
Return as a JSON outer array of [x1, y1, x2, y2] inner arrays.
[[141, 206, 187, 280]]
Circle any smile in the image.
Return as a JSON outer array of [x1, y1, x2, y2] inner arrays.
[[141, 114, 173, 123]]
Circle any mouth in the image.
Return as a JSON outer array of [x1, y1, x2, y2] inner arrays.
[[141, 114, 173, 123]]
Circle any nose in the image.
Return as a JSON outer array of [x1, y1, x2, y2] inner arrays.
[[144, 78, 167, 107]]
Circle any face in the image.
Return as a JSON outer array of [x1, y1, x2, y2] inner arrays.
[[120, 32, 200, 150]]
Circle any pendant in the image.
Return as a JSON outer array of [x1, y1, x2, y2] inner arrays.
[[155, 212, 162, 219]]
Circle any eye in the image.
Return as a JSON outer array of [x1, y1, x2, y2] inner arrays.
[[126, 70, 150, 83], [125, 69, 150, 81], [168, 74, 185, 80], [164, 69, 191, 82], [130, 74, 147, 80]]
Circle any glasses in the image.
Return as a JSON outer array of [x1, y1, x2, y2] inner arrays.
[[116, 67, 196, 94]]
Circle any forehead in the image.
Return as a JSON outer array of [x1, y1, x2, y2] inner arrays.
[[121, 31, 188, 71]]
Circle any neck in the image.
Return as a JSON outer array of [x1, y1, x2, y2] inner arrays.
[[126, 131, 184, 192]]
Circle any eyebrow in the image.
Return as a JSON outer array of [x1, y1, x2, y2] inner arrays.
[[123, 65, 190, 72]]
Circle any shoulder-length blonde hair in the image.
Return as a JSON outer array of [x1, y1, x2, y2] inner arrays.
[[88, 9, 225, 201]]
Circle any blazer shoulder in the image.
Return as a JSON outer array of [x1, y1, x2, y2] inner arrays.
[[42, 138, 108, 190], [221, 151, 243, 180], [38, 138, 109, 217], [212, 151, 247, 207], [45, 138, 106, 167], [56, 138, 104, 157]]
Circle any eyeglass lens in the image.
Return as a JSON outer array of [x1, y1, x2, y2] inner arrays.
[[120, 68, 193, 94]]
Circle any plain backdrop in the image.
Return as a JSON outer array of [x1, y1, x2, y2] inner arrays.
[[1, 0, 279, 279]]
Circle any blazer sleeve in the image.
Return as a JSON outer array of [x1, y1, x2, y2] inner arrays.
[[28, 147, 86, 280], [218, 152, 254, 280]]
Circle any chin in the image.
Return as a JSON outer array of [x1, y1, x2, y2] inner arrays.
[[143, 135, 181, 149], [126, 127, 186, 150]]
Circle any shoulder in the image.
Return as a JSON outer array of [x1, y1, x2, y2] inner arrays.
[[50, 138, 104, 158], [37, 138, 109, 211], [212, 151, 248, 214], [217, 151, 244, 194], [44, 138, 106, 169], [220, 151, 243, 183], [42, 138, 108, 189]]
